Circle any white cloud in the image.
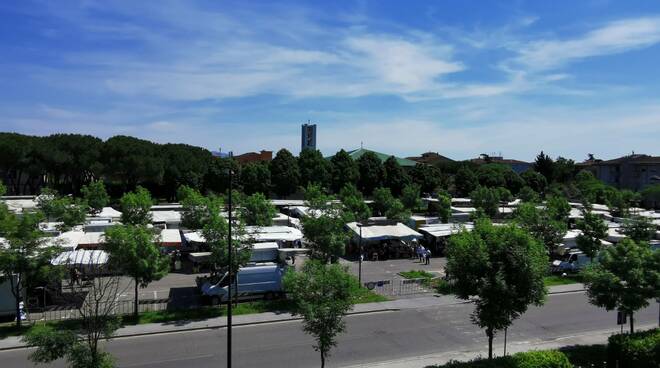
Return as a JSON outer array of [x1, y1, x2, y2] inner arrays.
[[514, 17, 660, 70]]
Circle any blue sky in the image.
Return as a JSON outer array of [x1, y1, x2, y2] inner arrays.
[[1, 0, 660, 161]]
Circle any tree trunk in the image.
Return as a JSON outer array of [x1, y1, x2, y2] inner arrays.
[[487, 328, 494, 360], [15, 295, 21, 328], [320, 349, 325, 368], [629, 311, 634, 334], [134, 278, 139, 318]]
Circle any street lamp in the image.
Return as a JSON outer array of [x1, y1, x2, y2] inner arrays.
[[357, 222, 363, 285], [227, 152, 234, 368]]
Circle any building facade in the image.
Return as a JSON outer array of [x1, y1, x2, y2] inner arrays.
[[581, 154, 660, 191], [301, 123, 316, 151]]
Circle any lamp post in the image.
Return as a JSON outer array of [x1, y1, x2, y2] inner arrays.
[[358, 222, 363, 285], [227, 152, 233, 368]]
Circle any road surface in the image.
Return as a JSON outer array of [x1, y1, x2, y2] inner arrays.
[[1, 292, 657, 368]]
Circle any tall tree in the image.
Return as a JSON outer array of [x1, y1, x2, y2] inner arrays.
[[534, 151, 555, 182], [270, 149, 300, 197], [411, 163, 443, 194], [518, 186, 540, 203], [104, 225, 169, 318], [400, 183, 422, 211], [202, 204, 252, 278], [514, 202, 566, 254], [178, 186, 223, 230], [0, 211, 60, 327], [454, 165, 478, 197], [621, 215, 656, 243], [521, 170, 548, 195], [301, 185, 347, 263], [383, 156, 410, 196], [283, 261, 357, 368], [240, 161, 271, 196], [36, 188, 89, 231], [446, 219, 548, 360], [582, 238, 660, 333], [357, 151, 383, 195], [372, 187, 409, 221], [576, 208, 608, 262], [553, 157, 577, 183], [81, 180, 109, 215], [338, 184, 371, 223], [160, 143, 212, 199], [640, 184, 660, 209], [436, 192, 452, 223], [240, 193, 276, 226], [102, 135, 164, 190], [546, 195, 571, 225], [119, 186, 153, 226], [470, 186, 501, 218], [299, 149, 330, 189], [329, 149, 359, 193]]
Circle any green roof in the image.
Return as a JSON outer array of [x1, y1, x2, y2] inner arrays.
[[344, 148, 418, 167]]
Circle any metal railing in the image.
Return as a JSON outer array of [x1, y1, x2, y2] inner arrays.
[[364, 278, 432, 296]]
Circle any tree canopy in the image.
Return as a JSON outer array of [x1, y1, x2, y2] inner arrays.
[[383, 156, 410, 196], [240, 192, 276, 226], [357, 151, 383, 195], [270, 149, 300, 197], [119, 186, 153, 226], [299, 149, 330, 189], [329, 149, 359, 193]]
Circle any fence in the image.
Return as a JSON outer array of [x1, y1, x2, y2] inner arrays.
[[27, 299, 176, 322], [363, 278, 432, 296]]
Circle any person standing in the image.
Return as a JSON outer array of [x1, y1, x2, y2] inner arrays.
[[425, 249, 432, 265]]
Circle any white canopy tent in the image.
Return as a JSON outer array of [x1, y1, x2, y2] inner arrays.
[[346, 222, 422, 242]]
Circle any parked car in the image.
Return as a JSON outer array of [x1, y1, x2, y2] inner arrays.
[[199, 263, 286, 305], [551, 251, 593, 273], [0, 275, 19, 320]]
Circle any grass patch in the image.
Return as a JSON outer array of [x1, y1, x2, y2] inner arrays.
[[544, 274, 582, 287], [399, 270, 435, 279]]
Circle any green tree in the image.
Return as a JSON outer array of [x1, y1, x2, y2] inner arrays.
[[514, 202, 566, 254], [301, 185, 347, 263], [534, 151, 555, 182], [241, 192, 276, 226], [383, 156, 410, 196], [621, 215, 655, 243], [270, 149, 300, 197], [576, 209, 608, 262], [357, 151, 383, 195], [329, 149, 359, 193], [37, 188, 89, 231], [553, 157, 577, 183], [446, 219, 548, 360], [582, 238, 660, 333], [546, 195, 571, 225], [518, 186, 540, 203], [640, 184, 660, 209], [81, 180, 110, 215], [102, 135, 164, 190], [470, 186, 501, 218], [608, 189, 641, 218], [400, 183, 422, 211], [202, 207, 252, 279], [240, 161, 271, 196], [178, 186, 223, 230], [0, 211, 60, 327], [436, 192, 452, 223], [521, 170, 548, 194], [372, 187, 409, 221], [338, 184, 371, 222], [411, 163, 443, 194], [283, 261, 357, 368], [119, 186, 153, 226], [104, 225, 169, 318], [454, 165, 478, 197], [299, 149, 330, 189]]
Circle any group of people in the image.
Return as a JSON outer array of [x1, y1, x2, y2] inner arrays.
[[415, 242, 432, 265]]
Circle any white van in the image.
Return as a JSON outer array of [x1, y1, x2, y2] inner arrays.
[[200, 264, 285, 305]]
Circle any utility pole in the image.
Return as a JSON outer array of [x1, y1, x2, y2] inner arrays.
[[227, 152, 233, 368], [358, 223, 363, 285]]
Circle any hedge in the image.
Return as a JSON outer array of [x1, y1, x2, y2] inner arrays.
[[607, 328, 659, 368], [426, 350, 572, 368]]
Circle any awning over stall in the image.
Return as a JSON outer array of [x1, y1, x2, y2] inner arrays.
[[346, 222, 422, 242]]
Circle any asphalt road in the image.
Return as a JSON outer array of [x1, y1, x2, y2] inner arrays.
[[2, 292, 657, 368]]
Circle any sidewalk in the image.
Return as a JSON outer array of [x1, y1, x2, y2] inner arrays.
[[0, 283, 585, 351], [340, 322, 657, 368]]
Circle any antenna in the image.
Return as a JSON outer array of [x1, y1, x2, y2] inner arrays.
[[360, 141, 363, 149]]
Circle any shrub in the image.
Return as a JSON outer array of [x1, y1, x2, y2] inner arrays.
[[607, 328, 659, 368], [425, 350, 572, 368]]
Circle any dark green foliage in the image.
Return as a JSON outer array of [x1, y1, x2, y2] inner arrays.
[[608, 189, 641, 217], [205, 157, 240, 195], [178, 186, 223, 230], [383, 156, 410, 196], [202, 207, 252, 275], [103, 135, 164, 190], [454, 165, 479, 197], [446, 219, 548, 360], [470, 186, 502, 218], [81, 181, 109, 215], [119, 186, 153, 226], [582, 239, 659, 333], [621, 215, 656, 243], [357, 151, 384, 195], [338, 184, 371, 222], [426, 350, 572, 367], [534, 151, 555, 182], [546, 196, 571, 224], [401, 183, 423, 210], [518, 186, 540, 203], [270, 149, 300, 197], [240, 162, 271, 196], [372, 187, 410, 220], [301, 185, 347, 263], [241, 192, 276, 226], [607, 328, 659, 368], [329, 149, 359, 193], [159, 143, 213, 199], [411, 163, 444, 194], [641, 184, 660, 209], [436, 192, 452, 223], [553, 157, 577, 184], [283, 261, 357, 368], [299, 149, 330, 189], [576, 210, 608, 261], [521, 170, 548, 194], [514, 202, 566, 254]]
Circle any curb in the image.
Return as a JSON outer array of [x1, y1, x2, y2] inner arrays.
[[0, 307, 399, 352]]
